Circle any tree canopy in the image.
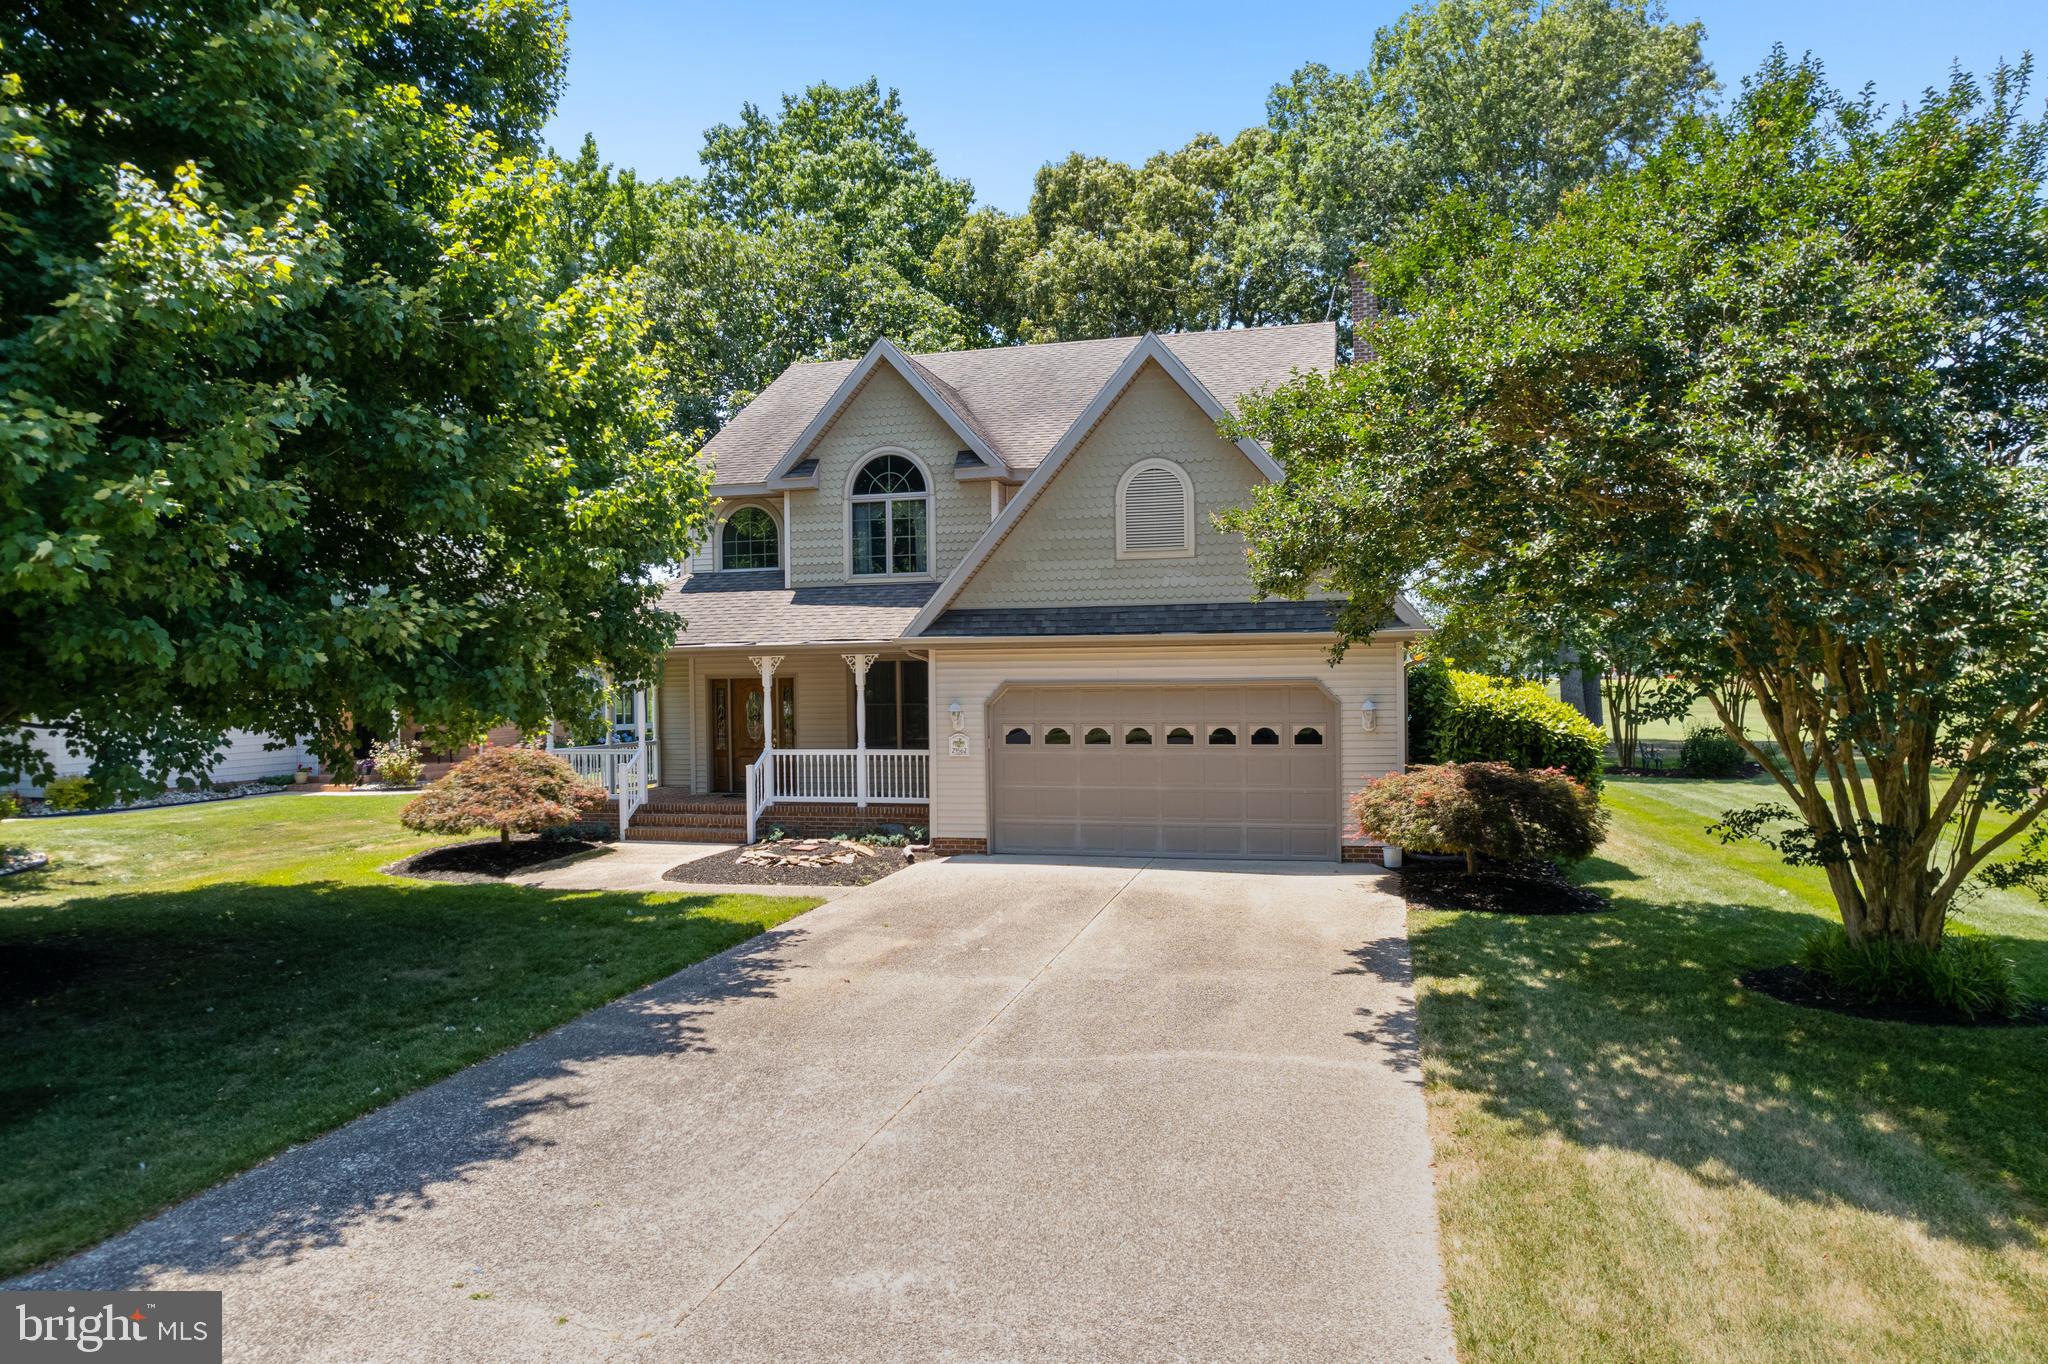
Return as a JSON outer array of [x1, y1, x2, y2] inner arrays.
[[0, 1, 707, 794], [1225, 54, 2048, 943]]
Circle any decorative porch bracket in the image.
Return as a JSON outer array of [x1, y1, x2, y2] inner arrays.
[[843, 653, 878, 808]]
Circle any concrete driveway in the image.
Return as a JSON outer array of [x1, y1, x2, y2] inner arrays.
[[17, 857, 1455, 1363]]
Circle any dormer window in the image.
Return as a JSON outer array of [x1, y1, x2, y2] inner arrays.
[[719, 506, 780, 570], [1116, 458, 1194, 559], [851, 452, 930, 576]]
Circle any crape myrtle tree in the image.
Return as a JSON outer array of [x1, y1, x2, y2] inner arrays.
[[1223, 55, 2048, 947], [0, 2, 707, 796]]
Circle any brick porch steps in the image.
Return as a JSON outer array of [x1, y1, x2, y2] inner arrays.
[[623, 825, 745, 843]]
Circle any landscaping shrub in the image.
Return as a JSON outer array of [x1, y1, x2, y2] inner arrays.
[[1679, 724, 1746, 778], [1425, 669, 1607, 786], [401, 746, 605, 844], [1798, 925, 2020, 1021], [1352, 761, 1606, 872], [41, 776, 97, 811], [0, 792, 19, 819], [1405, 654, 1455, 765], [371, 739, 425, 786]]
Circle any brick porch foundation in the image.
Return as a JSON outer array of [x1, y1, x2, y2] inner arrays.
[[927, 837, 989, 856], [757, 802, 929, 838], [1341, 844, 1389, 865]]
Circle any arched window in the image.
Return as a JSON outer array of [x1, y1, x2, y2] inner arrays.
[[1207, 726, 1237, 745], [1293, 726, 1324, 746], [1116, 459, 1194, 559], [1251, 726, 1281, 746], [1124, 727, 1153, 745], [1043, 726, 1073, 746], [850, 452, 930, 576], [720, 506, 779, 570], [1165, 726, 1196, 745], [1005, 726, 1033, 745], [1084, 726, 1112, 745]]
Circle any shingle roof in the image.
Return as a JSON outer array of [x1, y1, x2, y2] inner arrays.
[[699, 322, 1336, 489], [921, 600, 1426, 638], [657, 570, 938, 648]]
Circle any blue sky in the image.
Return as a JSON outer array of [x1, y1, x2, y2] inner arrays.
[[543, 1, 2046, 211]]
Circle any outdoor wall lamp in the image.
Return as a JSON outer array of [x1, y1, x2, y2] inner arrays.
[[949, 700, 964, 733], [1360, 697, 1379, 732]]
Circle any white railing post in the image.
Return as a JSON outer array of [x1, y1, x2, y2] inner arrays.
[[634, 685, 649, 793], [745, 759, 759, 843]]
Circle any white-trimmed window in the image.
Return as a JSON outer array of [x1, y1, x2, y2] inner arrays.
[[719, 505, 780, 571], [849, 451, 931, 577], [1116, 458, 1194, 559]]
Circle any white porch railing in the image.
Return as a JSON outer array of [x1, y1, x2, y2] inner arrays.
[[554, 745, 642, 795], [769, 749, 930, 805], [866, 750, 930, 801], [745, 750, 773, 843], [614, 747, 647, 839]]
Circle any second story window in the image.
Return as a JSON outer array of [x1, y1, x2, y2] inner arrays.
[[851, 452, 929, 576], [720, 506, 779, 570]]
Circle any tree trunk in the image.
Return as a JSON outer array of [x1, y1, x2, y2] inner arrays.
[[1464, 847, 1478, 875], [499, 826, 511, 845]]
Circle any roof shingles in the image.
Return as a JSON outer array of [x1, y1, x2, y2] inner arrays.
[[700, 323, 1334, 490]]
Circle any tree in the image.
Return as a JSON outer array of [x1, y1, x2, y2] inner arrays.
[[1267, 0, 1710, 340], [934, 130, 1325, 344], [639, 81, 975, 431], [0, 3, 708, 796], [1224, 56, 2048, 947], [400, 745, 603, 844]]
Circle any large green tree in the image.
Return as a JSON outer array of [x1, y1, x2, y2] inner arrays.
[[935, 131, 1325, 344], [1224, 56, 2048, 946], [633, 80, 975, 431], [0, 2, 707, 793], [1268, 0, 1710, 321], [934, 0, 1710, 350]]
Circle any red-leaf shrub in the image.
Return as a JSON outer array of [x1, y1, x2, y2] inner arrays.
[[1352, 762, 1606, 872], [400, 746, 605, 844]]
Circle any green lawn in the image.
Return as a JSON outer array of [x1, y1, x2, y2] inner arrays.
[[1414, 776, 2048, 1363], [0, 795, 816, 1279]]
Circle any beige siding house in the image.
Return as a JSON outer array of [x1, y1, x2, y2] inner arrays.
[[586, 322, 1423, 860]]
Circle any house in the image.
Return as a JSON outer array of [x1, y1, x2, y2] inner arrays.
[[13, 725, 312, 797], [567, 321, 1423, 860]]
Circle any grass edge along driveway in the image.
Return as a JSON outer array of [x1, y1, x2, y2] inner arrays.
[[1413, 776, 2048, 1364], [0, 794, 818, 1279]]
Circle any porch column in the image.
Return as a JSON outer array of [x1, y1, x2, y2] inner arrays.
[[748, 654, 783, 762], [844, 653, 877, 808], [633, 685, 649, 787]]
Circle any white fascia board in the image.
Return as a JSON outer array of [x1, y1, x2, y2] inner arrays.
[[763, 338, 1008, 484]]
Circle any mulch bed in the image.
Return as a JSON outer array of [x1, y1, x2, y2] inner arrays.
[[1739, 964, 2048, 1029], [664, 839, 912, 888], [1396, 858, 1611, 916], [383, 837, 596, 884]]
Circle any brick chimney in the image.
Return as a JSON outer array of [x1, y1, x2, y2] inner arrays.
[[1348, 265, 1380, 364]]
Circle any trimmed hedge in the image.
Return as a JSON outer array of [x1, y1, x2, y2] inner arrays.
[[1409, 659, 1606, 786]]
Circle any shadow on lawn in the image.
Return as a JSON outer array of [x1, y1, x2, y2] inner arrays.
[[1401, 876, 2048, 1253], [3, 878, 805, 1288]]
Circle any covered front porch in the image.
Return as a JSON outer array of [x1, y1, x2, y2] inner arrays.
[[553, 647, 933, 841]]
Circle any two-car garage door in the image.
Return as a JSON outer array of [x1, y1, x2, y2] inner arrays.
[[989, 684, 1339, 860]]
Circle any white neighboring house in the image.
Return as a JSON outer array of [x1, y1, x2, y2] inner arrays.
[[13, 725, 312, 797]]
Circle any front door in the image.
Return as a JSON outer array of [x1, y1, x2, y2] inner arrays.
[[710, 677, 796, 793]]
